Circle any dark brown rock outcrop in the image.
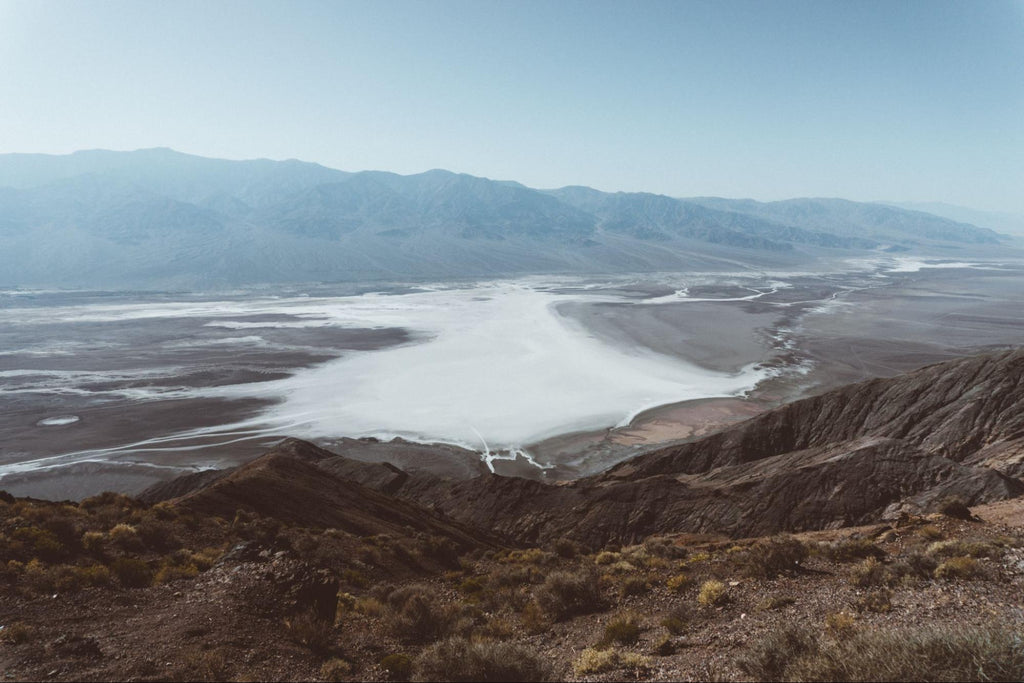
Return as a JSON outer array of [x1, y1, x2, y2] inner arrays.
[[173, 439, 497, 550], [406, 350, 1024, 545]]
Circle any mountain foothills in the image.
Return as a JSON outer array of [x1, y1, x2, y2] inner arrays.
[[0, 148, 1009, 288], [3, 350, 1024, 681], [142, 350, 1024, 547]]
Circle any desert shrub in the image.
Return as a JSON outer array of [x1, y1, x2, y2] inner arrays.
[[819, 537, 885, 563], [739, 623, 1024, 682], [458, 576, 486, 595], [620, 575, 650, 597], [111, 557, 153, 588], [938, 496, 973, 520], [48, 564, 91, 593], [320, 657, 354, 681], [572, 648, 651, 677], [81, 531, 106, 555], [136, 519, 180, 552], [889, 551, 937, 581], [697, 579, 727, 607], [11, 526, 65, 562], [660, 604, 693, 635], [480, 615, 516, 640], [479, 585, 530, 614], [0, 560, 24, 585], [594, 551, 620, 565], [644, 536, 688, 559], [189, 547, 222, 571], [108, 523, 143, 551], [413, 637, 550, 682], [850, 557, 892, 587], [381, 653, 413, 682], [607, 560, 638, 574], [154, 561, 199, 584], [601, 612, 641, 646], [354, 597, 386, 617], [284, 608, 334, 655], [387, 584, 453, 643], [755, 595, 796, 611], [489, 564, 539, 587], [573, 648, 618, 676], [685, 551, 712, 565], [934, 556, 983, 581], [0, 622, 36, 645], [737, 625, 817, 680], [76, 564, 112, 588], [551, 538, 581, 559], [43, 516, 82, 553], [149, 501, 178, 520], [927, 539, 999, 560], [21, 559, 56, 593], [520, 600, 550, 634], [503, 548, 555, 566], [740, 534, 808, 578], [79, 492, 138, 511], [194, 648, 231, 680], [666, 573, 692, 591], [825, 611, 857, 638], [652, 633, 675, 656], [852, 588, 893, 613], [419, 535, 460, 567], [341, 568, 369, 588], [534, 569, 604, 621]]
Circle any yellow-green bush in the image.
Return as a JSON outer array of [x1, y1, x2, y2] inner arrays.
[[697, 579, 727, 607]]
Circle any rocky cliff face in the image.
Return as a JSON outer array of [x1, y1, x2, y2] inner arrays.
[[619, 349, 1024, 478], [402, 350, 1024, 545], [144, 350, 1024, 548]]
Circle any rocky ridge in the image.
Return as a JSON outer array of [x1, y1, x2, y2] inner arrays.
[[141, 349, 1024, 548]]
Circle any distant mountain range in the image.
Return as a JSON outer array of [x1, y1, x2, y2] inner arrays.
[[0, 148, 1010, 288]]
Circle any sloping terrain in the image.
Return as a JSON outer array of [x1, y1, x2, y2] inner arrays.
[[379, 350, 1024, 546]]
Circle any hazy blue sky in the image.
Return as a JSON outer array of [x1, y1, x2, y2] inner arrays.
[[1, 0, 1022, 211]]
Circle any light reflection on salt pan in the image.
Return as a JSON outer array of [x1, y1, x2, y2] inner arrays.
[[212, 283, 770, 450]]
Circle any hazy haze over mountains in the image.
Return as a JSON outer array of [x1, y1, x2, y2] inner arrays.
[[0, 148, 1009, 289]]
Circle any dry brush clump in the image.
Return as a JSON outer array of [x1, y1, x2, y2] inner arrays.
[[937, 495, 973, 520], [573, 647, 651, 677], [1, 492, 226, 598], [739, 534, 808, 578], [385, 584, 458, 643], [817, 537, 886, 563], [934, 555, 984, 580], [533, 567, 605, 621], [697, 579, 728, 607], [600, 612, 642, 647], [412, 636, 550, 682], [283, 608, 336, 655], [738, 622, 1024, 681]]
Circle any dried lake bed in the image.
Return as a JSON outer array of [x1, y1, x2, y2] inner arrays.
[[3, 256, 1024, 499]]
